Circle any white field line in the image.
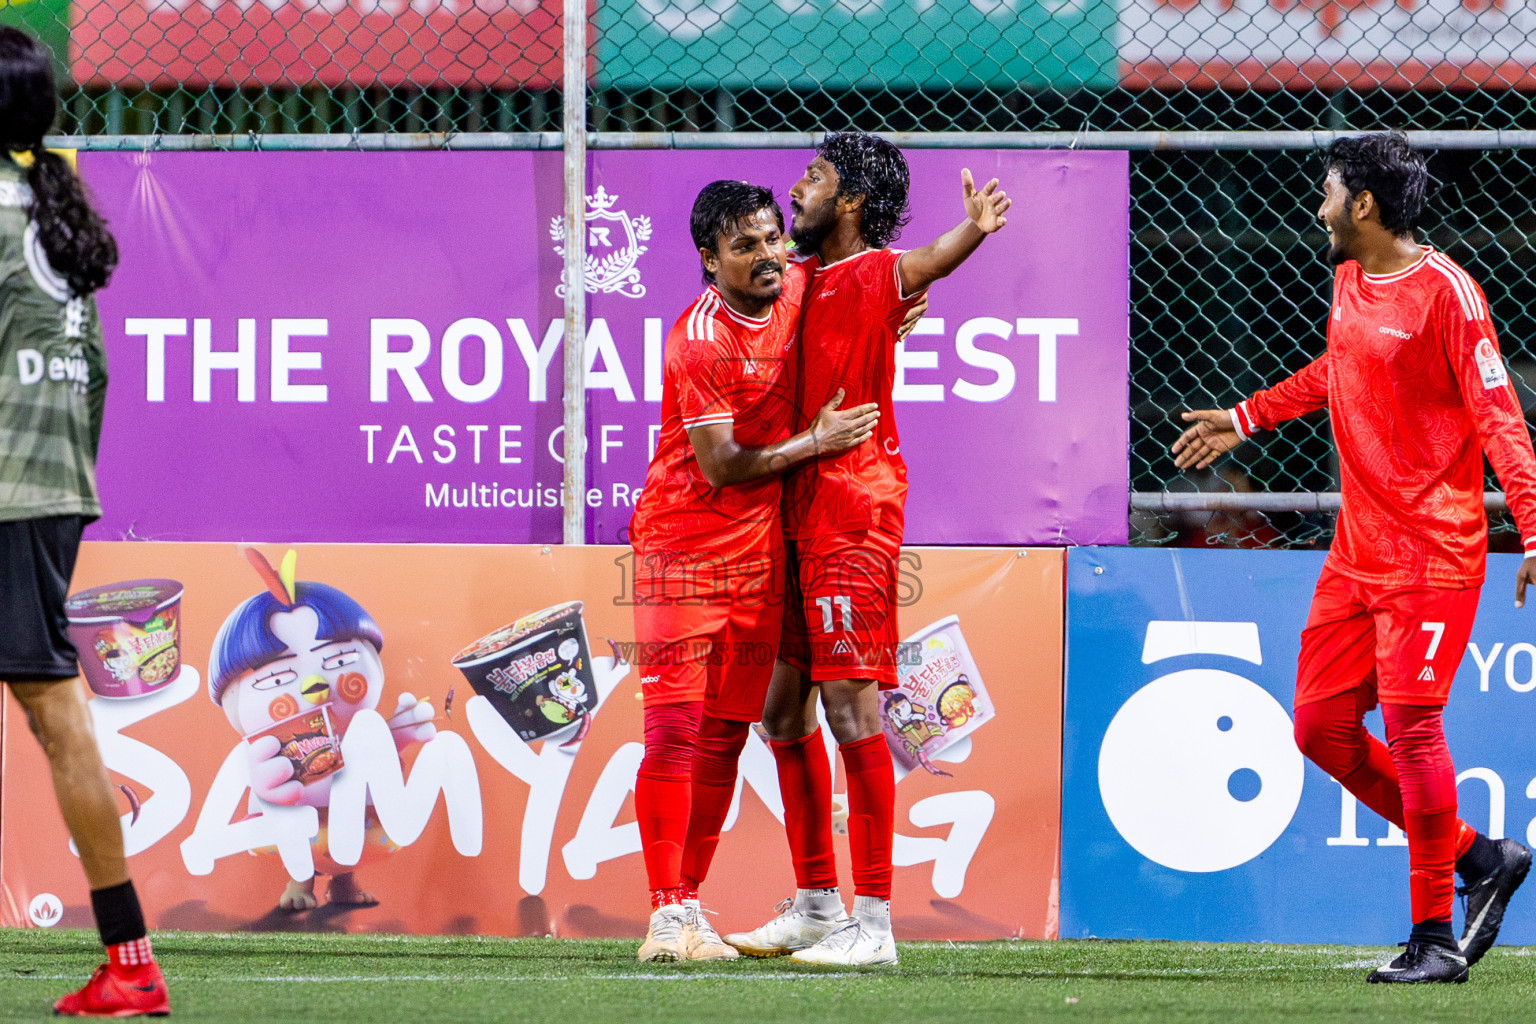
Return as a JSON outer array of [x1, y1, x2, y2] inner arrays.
[[17, 973, 812, 984], [16, 932, 1433, 958], [12, 943, 1464, 985], [16, 963, 1391, 984]]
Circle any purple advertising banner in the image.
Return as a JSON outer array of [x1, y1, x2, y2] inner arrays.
[[79, 150, 1129, 546]]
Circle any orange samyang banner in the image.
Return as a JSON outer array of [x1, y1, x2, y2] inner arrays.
[[1, 543, 1061, 940]]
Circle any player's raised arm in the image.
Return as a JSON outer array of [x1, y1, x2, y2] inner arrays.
[[688, 388, 878, 488], [895, 168, 1009, 297]]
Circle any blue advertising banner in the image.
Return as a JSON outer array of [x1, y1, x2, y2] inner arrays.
[[1062, 546, 1536, 944]]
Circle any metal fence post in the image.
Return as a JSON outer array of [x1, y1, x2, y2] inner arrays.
[[561, 0, 588, 545]]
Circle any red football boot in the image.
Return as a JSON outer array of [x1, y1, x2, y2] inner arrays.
[[52, 960, 170, 1017]]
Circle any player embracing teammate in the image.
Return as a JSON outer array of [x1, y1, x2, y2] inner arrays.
[[627, 180, 881, 961], [723, 133, 1009, 966], [1175, 132, 1534, 983]]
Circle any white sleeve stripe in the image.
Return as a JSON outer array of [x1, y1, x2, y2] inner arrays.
[[1427, 257, 1474, 321], [687, 293, 721, 342], [1428, 254, 1482, 322], [893, 251, 924, 302], [682, 415, 733, 429], [1230, 405, 1250, 442], [1460, 261, 1489, 320], [1427, 254, 1476, 321], [1431, 254, 1480, 317]]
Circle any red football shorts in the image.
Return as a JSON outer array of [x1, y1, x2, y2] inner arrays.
[[1295, 563, 1481, 709], [779, 526, 902, 688], [632, 551, 783, 722]]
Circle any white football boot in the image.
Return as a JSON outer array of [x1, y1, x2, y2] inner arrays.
[[724, 894, 851, 957], [682, 899, 740, 961], [791, 897, 897, 967], [637, 904, 690, 962], [790, 917, 898, 966]]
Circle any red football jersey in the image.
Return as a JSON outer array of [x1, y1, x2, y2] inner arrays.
[[1233, 247, 1536, 587], [629, 263, 806, 564], [781, 247, 926, 539]]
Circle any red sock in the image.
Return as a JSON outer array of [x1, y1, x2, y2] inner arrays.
[[841, 733, 895, 900], [769, 728, 838, 890], [1381, 702, 1458, 925], [1294, 690, 1475, 848], [680, 715, 750, 894], [636, 702, 702, 895], [1455, 820, 1477, 860]]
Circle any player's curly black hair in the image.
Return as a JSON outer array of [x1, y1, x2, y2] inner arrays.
[[690, 179, 783, 283], [816, 132, 912, 249], [0, 27, 117, 296], [1324, 131, 1429, 237]]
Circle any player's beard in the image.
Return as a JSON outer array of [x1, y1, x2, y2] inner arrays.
[[1324, 209, 1355, 266], [790, 196, 837, 251], [750, 261, 785, 302]]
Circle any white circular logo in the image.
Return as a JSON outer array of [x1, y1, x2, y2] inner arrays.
[[1098, 668, 1305, 873], [558, 638, 579, 661], [28, 893, 63, 928]]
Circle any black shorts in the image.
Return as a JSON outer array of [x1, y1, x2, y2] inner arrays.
[[0, 515, 84, 682]]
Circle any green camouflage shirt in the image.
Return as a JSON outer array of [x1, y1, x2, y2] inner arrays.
[[0, 158, 106, 523]]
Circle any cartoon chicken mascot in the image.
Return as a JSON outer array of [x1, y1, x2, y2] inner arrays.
[[535, 668, 587, 729], [882, 691, 952, 778], [207, 548, 436, 911]]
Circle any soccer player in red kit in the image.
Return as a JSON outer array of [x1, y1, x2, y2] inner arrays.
[[1175, 132, 1535, 983], [627, 180, 882, 962], [724, 133, 1010, 966]]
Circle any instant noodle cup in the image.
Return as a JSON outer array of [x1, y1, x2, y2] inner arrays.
[[65, 580, 183, 699], [451, 600, 596, 741], [248, 704, 344, 786], [883, 614, 995, 772]]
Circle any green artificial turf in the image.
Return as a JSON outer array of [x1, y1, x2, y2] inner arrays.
[[5, 930, 1536, 1023]]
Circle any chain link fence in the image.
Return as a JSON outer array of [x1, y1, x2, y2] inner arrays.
[[24, 0, 1536, 133], [1132, 146, 1536, 549], [13, 0, 1536, 547]]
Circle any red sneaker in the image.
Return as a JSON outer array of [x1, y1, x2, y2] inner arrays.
[[52, 961, 170, 1017]]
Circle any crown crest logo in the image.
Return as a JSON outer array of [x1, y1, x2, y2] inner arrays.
[[550, 188, 652, 299]]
